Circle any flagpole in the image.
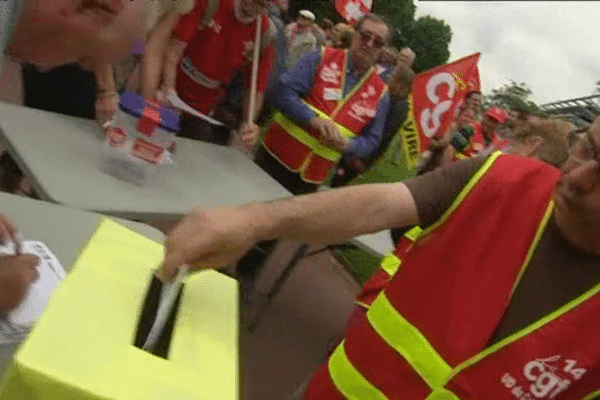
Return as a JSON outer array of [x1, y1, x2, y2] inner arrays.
[[248, 15, 262, 124]]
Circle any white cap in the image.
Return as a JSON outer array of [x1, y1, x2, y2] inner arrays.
[[299, 10, 315, 21]]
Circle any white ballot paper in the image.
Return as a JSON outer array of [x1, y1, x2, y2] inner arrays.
[[0, 241, 65, 345], [165, 92, 226, 127], [142, 265, 189, 352]]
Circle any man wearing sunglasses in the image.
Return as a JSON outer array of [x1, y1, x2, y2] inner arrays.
[[254, 13, 391, 195]]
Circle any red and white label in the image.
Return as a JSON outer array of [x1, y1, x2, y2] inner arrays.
[[500, 355, 587, 399], [107, 127, 126, 148], [131, 138, 163, 164]]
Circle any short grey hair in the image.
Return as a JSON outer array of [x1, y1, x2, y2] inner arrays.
[[354, 13, 391, 43]]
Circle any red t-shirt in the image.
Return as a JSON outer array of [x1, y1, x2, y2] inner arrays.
[[173, 0, 273, 114]]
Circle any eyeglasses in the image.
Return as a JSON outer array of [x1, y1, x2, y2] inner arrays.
[[570, 130, 600, 164], [358, 30, 386, 49]]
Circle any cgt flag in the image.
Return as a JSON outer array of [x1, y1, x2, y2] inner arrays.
[[336, 0, 372, 24], [398, 53, 481, 170]]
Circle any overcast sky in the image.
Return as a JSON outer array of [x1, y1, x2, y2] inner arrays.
[[413, 1, 600, 105]]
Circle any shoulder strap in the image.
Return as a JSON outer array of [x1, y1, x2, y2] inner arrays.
[[200, 0, 220, 27]]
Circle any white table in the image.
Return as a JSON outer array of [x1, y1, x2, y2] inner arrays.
[[0, 101, 392, 257], [0, 102, 394, 330], [0, 191, 164, 374], [352, 230, 393, 258], [0, 102, 290, 222]]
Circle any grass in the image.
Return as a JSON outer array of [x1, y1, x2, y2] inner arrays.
[[331, 245, 383, 285], [329, 134, 417, 284]]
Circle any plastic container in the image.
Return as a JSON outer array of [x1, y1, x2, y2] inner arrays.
[[98, 91, 180, 185]]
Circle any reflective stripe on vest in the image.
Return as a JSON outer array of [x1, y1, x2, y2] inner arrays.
[[329, 294, 461, 400], [404, 225, 423, 242], [328, 340, 460, 400], [427, 388, 461, 400], [583, 389, 600, 400], [381, 226, 423, 276], [423, 151, 502, 237], [271, 105, 355, 162], [368, 293, 453, 389], [327, 155, 507, 399], [453, 151, 469, 160], [379, 253, 401, 277], [328, 340, 388, 400]]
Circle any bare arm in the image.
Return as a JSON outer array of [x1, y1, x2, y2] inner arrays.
[[256, 182, 417, 243], [158, 182, 418, 280], [160, 38, 187, 94], [0, 214, 38, 315], [94, 62, 117, 96], [308, 117, 350, 152], [238, 91, 265, 148], [140, 12, 182, 98], [93, 62, 119, 125]]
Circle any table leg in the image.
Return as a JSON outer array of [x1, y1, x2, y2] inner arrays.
[[247, 243, 309, 331]]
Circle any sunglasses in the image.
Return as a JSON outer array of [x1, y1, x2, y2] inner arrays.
[[358, 30, 386, 49], [570, 130, 600, 165]]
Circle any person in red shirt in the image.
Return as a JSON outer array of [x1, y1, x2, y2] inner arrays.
[[424, 105, 508, 169], [450, 106, 509, 159], [141, 0, 273, 146]]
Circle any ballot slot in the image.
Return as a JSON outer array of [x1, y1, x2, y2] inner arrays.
[[133, 274, 184, 358]]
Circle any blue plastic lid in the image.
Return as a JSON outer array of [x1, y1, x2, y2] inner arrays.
[[132, 39, 145, 56], [118, 91, 180, 133], [159, 108, 180, 132]]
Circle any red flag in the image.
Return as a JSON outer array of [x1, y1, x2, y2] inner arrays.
[[398, 53, 481, 170], [336, 0, 372, 24]]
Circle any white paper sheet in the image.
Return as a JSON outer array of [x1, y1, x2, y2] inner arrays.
[[165, 93, 226, 127], [0, 241, 65, 345], [142, 265, 189, 352]]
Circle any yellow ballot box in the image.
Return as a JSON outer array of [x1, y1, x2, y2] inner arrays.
[[0, 219, 238, 400]]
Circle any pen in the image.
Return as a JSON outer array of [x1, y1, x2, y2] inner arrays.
[[13, 233, 23, 256]]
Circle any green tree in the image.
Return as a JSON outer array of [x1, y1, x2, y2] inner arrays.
[[288, 0, 341, 23], [372, 0, 416, 36], [404, 15, 451, 73], [483, 80, 543, 115], [286, 1, 451, 73]]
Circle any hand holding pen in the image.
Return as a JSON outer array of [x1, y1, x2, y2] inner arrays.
[[0, 214, 25, 256], [0, 214, 38, 315], [0, 214, 18, 247]]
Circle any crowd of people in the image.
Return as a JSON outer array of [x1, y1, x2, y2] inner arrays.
[[418, 90, 575, 176], [0, 0, 599, 398]]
